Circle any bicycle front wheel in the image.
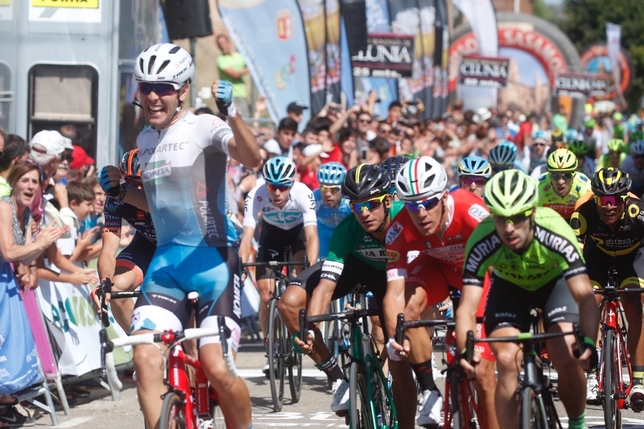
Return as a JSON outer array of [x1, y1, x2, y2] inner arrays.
[[158, 392, 187, 429], [288, 322, 302, 403], [602, 329, 620, 429], [520, 386, 550, 429], [349, 361, 372, 429], [371, 359, 397, 429], [268, 298, 286, 412]]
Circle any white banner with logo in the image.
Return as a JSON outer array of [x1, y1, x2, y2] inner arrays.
[[606, 23, 626, 108], [36, 272, 103, 376]]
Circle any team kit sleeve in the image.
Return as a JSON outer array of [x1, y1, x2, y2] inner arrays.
[[296, 184, 318, 227], [201, 114, 234, 153], [569, 200, 592, 245], [535, 208, 587, 279], [462, 219, 499, 287], [242, 185, 261, 229]]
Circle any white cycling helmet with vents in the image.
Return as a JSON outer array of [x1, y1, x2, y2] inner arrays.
[[135, 43, 194, 89], [395, 156, 448, 201]]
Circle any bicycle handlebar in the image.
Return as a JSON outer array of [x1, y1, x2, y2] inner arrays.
[[594, 287, 644, 295], [96, 278, 113, 327], [395, 313, 455, 346], [242, 260, 309, 269], [101, 315, 237, 392]]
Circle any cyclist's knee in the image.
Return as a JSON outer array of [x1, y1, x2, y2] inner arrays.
[[277, 287, 305, 317], [133, 343, 164, 373], [201, 353, 236, 390], [403, 287, 427, 320], [112, 269, 140, 292]]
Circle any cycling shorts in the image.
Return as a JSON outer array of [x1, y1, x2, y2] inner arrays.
[[256, 222, 306, 280], [585, 246, 644, 289], [131, 244, 242, 350], [115, 233, 156, 286], [484, 274, 579, 335]]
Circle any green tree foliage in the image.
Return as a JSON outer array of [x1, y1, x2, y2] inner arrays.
[[532, 0, 555, 22], [559, 0, 644, 112]]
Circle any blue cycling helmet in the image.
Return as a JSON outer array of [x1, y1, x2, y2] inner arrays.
[[263, 156, 296, 186], [566, 129, 579, 142], [317, 162, 346, 186], [458, 156, 492, 179], [488, 140, 517, 167], [380, 155, 411, 182], [532, 130, 547, 141]]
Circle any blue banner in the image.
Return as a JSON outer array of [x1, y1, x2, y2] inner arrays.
[[0, 264, 41, 395], [218, 0, 311, 124]]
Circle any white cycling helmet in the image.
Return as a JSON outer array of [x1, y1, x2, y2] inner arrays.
[[395, 156, 448, 201], [135, 43, 194, 88], [631, 140, 644, 157]]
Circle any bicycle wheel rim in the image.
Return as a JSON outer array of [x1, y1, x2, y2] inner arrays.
[[268, 299, 285, 411], [159, 392, 187, 429], [520, 387, 549, 429], [371, 358, 397, 429], [288, 320, 302, 403], [349, 362, 374, 429], [450, 370, 464, 429], [603, 329, 618, 429]]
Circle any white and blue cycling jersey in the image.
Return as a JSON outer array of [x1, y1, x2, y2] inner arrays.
[[243, 181, 317, 230], [137, 111, 238, 248], [313, 188, 351, 258]]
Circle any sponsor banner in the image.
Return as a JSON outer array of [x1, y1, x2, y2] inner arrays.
[[351, 33, 414, 78], [36, 267, 104, 376], [218, 0, 311, 123], [553, 72, 609, 99], [452, 0, 498, 56], [29, 0, 101, 22], [606, 23, 626, 108], [459, 55, 510, 88], [580, 42, 633, 102]]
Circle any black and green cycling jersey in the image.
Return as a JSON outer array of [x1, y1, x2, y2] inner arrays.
[[321, 201, 404, 280], [462, 207, 587, 291]]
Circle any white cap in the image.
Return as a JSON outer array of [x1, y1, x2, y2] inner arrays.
[[61, 136, 73, 150], [476, 107, 492, 122], [30, 130, 65, 156], [302, 143, 329, 158], [263, 139, 282, 156]]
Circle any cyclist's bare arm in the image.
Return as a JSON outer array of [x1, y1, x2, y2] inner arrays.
[[456, 284, 484, 374], [225, 113, 261, 168], [303, 224, 319, 266], [566, 273, 599, 364], [120, 186, 149, 213], [94, 230, 121, 312], [308, 277, 337, 323], [383, 277, 407, 351], [238, 226, 255, 264]]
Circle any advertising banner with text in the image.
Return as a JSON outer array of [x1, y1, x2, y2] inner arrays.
[[553, 72, 609, 99], [459, 55, 510, 88]]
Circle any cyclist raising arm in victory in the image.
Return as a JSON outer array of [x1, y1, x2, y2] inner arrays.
[[99, 43, 260, 429], [238, 156, 318, 373], [457, 170, 598, 429]]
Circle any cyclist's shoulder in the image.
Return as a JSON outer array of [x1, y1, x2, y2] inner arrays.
[[390, 200, 404, 217]]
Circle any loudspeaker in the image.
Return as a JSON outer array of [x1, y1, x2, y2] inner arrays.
[[341, 0, 368, 57], [164, 0, 213, 40]]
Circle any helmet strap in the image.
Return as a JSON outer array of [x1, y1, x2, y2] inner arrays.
[[376, 203, 390, 233]]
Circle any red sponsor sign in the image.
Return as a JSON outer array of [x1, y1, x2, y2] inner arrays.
[[579, 43, 633, 101], [449, 25, 568, 92]]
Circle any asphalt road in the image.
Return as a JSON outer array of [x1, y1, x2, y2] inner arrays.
[[22, 335, 644, 428]]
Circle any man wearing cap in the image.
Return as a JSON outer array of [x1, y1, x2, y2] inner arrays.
[[287, 102, 308, 124], [522, 131, 549, 174], [299, 143, 329, 190], [67, 145, 95, 182]]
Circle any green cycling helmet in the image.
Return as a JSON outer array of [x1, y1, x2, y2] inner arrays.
[[484, 170, 538, 217], [568, 140, 588, 156], [584, 118, 596, 128], [547, 148, 578, 173], [607, 138, 625, 153]]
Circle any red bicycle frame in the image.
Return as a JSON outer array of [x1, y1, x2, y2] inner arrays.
[[443, 327, 478, 429], [597, 295, 631, 409]]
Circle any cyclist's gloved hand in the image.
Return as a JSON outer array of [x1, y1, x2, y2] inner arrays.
[[213, 80, 237, 118], [99, 166, 122, 197], [386, 337, 403, 361], [582, 336, 598, 370]]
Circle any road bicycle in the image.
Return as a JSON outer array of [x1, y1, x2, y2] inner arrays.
[[99, 279, 235, 429], [463, 323, 589, 429], [299, 288, 398, 429], [395, 314, 477, 429], [242, 255, 304, 412], [594, 266, 644, 429]]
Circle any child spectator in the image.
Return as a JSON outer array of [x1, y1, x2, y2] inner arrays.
[[62, 181, 100, 264]]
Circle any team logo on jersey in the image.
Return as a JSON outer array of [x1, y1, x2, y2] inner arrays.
[[468, 204, 489, 221], [363, 235, 372, 242], [196, 182, 209, 199], [385, 222, 403, 245], [534, 226, 579, 264], [142, 162, 171, 182], [411, 264, 423, 275], [136, 211, 146, 221], [387, 250, 401, 262]]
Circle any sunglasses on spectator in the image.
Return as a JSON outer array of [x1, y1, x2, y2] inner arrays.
[[359, 118, 372, 124], [350, 194, 387, 213], [320, 185, 341, 194], [267, 183, 290, 192], [379, 128, 392, 134], [404, 193, 443, 212], [595, 195, 627, 208], [493, 209, 533, 226], [138, 82, 178, 97], [550, 173, 573, 181], [460, 177, 487, 187]]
